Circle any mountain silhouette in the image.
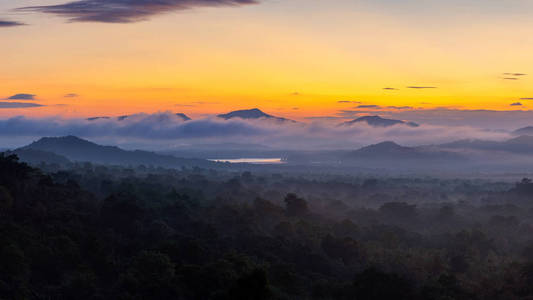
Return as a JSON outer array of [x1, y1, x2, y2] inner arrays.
[[346, 141, 463, 162], [513, 126, 533, 136], [20, 136, 214, 167], [217, 108, 293, 122], [341, 116, 419, 127], [8, 148, 71, 165], [440, 135, 533, 154]]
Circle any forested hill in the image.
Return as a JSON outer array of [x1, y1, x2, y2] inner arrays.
[[3, 153, 533, 299], [19, 135, 216, 168]]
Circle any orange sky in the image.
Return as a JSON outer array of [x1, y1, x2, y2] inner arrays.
[[1, 0, 533, 120]]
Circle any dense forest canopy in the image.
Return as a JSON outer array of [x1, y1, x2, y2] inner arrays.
[[2, 153, 533, 299]]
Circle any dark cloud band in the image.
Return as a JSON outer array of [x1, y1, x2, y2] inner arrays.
[[6, 94, 36, 100], [357, 105, 381, 108], [19, 0, 259, 23], [0, 20, 25, 27], [504, 73, 527, 76], [0, 102, 43, 109]]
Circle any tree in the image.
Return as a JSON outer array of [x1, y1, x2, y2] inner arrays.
[[227, 268, 271, 300], [284, 193, 308, 217], [352, 268, 414, 300], [321, 234, 362, 265], [379, 202, 418, 221], [0, 185, 13, 212], [120, 251, 177, 298]]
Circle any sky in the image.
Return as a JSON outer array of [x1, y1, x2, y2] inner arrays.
[[2, 0, 533, 146]]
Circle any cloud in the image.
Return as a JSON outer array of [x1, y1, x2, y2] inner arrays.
[[520, 98, 533, 100], [504, 73, 527, 76], [64, 93, 79, 98], [0, 102, 44, 109], [0, 111, 512, 150], [383, 87, 399, 90], [387, 106, 412, 110], [305, 116, 342, 121], [0, 112, 269, 139], [342, 108, 533, 130], [503, 77, 519, 80], [6, 94, 36, 100], [357, 105, 381, 108], [406, 86, 437, 89], [19, 0, 260, 23], [338, 100, 361, 104], [0, 20, 25, 27], [511, 102, 523, 106]]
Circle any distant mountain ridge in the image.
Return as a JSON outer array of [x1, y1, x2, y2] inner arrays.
[[341, 116, 419, 127], [19, 136, 215, 168], [348, 141, 462, 161], [217, 108, 294, 122], [439, 135, 533, 154], [513, 126, 533, 136]]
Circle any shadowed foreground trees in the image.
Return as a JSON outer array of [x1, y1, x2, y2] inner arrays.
[[2, 154, 533, 299]]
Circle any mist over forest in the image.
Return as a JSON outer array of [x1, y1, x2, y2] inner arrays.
[[4, 108, 533, 299]]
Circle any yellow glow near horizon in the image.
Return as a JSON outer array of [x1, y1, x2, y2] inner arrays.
[[1, 2, 533, 120]]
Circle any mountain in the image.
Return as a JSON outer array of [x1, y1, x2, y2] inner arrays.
[[217, 108, 293, 122], [440, 135, 533, 154], [345, 141, 463, 163], [352, 141, 417, 157], [8, 149, 71, 165], [341, 116, 419, 127], [88, 113, 191, 122], [20, 136, 215, 168], [513, 126, 533, 136]]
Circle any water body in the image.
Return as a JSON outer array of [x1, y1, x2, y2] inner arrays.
[[209, 158, 284, 164]]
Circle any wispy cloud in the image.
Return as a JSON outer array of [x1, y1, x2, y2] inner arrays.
[[6, 94, 36, 100], [0, 102, 44, 109], [304, 116, 342, 121], [510, 102, 523, 106], [383, 87, 399, 91], [503, 77, 519, 80], [520, 98, 533, 100], [0, 20, 25, 27], [357, 105, 381, 108], [0, 112, 511, 150], [64, 93, 79, 98], [406, 86, 437, 89], [387, 106, 412, 110], [19, 0, 260, 23], [341, 108, 533, 130], [338, 100, 361, 104], [504, 73, 527, 76]]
